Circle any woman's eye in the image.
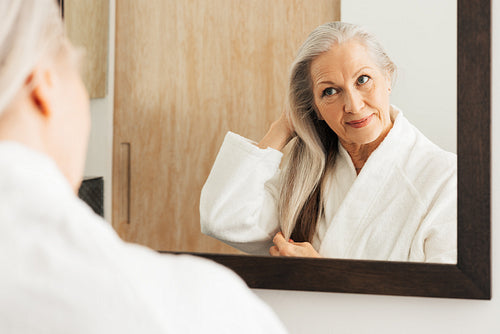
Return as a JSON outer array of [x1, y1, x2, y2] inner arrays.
[[357, 75, 370, 85], [322, 87, 337, 97]]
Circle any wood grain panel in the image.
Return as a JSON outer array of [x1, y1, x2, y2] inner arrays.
[[113, 0, 340, 253], [64, 0, 109, 98]]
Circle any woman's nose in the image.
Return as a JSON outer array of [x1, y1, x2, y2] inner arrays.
[[343, 89, 364, 113]]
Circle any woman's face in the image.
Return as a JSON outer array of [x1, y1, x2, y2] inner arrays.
[[310, 40, 392, 146]]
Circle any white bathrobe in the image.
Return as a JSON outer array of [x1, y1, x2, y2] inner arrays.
[[200, 108, 457, 263], [0, 142, 286, 334]]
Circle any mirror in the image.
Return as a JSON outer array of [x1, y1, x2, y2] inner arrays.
[[188, 0, 490, 299], [113, 0, 490, 298], [197, 0, 458, 263]]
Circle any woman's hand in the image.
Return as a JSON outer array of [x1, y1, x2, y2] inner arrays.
[[257, 109, 295, 151], [269, 232, 321, 258]]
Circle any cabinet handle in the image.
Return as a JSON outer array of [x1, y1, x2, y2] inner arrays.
[[119, 142, 131, 224]]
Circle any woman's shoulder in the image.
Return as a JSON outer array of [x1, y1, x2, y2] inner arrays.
[[392, 113, 456, 196], [403, 120, 456, 170]]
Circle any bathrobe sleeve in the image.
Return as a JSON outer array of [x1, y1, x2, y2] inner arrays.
[[410, 154, 457, 264], [200, 132, 283, 255]]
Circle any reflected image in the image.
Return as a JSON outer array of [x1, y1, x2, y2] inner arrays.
[[200, 22, 457, 263], [112, 0, 457, 264]]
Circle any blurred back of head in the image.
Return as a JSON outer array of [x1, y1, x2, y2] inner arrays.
[[0, 0, 65, 115]]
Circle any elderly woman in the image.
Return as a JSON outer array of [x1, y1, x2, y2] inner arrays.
[[0, 1, 287, 332], [200, 22, 456, 263]]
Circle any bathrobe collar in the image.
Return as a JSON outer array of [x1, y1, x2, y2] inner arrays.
[[338, 106, 404, 176], [319, 106, 409, 256]]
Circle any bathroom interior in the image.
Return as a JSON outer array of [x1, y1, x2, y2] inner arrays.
[[68, 0, 498, 332]]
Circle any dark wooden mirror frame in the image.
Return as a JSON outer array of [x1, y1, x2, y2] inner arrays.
[[166, 0, 491, 299]]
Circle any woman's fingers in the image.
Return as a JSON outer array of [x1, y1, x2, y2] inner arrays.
[[271, 232, 294, 256], [270, 232, 321, 258], [272, 232, 288, 248], [270, 232, 294, 256], [257, 115, 294, 151], [295, 242, 321, 258], [269, 245, 280, 256]]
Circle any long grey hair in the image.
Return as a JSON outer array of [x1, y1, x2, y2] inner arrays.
[[279, 22, 397, 241], [0, 0, 66, 115]]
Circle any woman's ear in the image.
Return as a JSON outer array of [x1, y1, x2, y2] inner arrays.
[[27, 68, 54, 118], [385, 72, 392, 94]]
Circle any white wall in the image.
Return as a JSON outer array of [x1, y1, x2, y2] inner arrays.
[[342, 0, 457, 153], [86, 1, 498, 333], [83, 0, 115, 221], [253, 3, 498, 333]]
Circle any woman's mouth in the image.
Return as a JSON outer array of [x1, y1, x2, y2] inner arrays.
[[346, 114, 374, 128]]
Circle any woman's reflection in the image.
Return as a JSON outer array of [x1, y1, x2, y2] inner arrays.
[[200, 22, 456, 263]]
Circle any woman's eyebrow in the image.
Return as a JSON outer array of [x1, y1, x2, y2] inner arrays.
[[316, 79, 337, 87], [315, 66, 374, 87], [352, 66, 373, 79]]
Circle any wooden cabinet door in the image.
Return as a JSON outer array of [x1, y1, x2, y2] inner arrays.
[[113, 0, 340, 253], [64, 0, 109, 98]]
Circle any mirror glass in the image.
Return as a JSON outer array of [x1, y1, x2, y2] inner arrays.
[[198, 0, 457, 263], [343, 0, 456, 153], [112, 0, 457, 264]]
